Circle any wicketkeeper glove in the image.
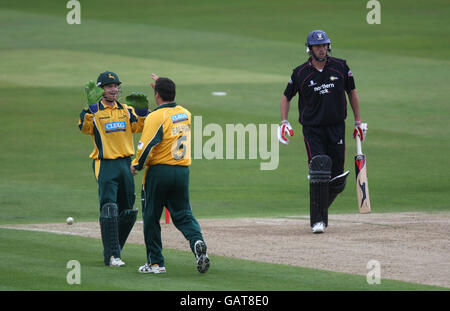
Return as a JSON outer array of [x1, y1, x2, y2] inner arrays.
[[126, 92, 149, 117], [84, 80, 104, 111], [353, 120, 368, 141], [278, 120, 294, 145]]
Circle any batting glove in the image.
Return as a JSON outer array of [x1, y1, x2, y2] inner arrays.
[[278, 120, 294, 145], [353, 120, 368, 141]]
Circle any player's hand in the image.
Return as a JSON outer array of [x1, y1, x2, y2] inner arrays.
[[84, 80, 104, 107], [126, 92, 149, 116], [278, 120, 294, 145], [130, 164, 137, 176], [126, 92, 149, 109], [353, 120, 367, 141], [150, 73, 159, 90]]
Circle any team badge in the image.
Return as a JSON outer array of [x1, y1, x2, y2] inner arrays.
[[330, 76, 339, 81]]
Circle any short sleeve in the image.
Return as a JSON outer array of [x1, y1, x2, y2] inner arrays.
[[344, 62, 356, 92], [283, 72, 298, 101]]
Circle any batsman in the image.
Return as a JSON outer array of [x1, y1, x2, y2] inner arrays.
[[78, 71, 150, 266], [278, 30, 366, 233]]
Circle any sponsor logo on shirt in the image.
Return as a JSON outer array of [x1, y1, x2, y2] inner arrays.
[[309, 80, 317, 87], [171, 113, 188, 123], [105, 121, 126, 133], [137, 141, 144, 150], [348, 70, 353, 77], [314, 83, 335, 95], [330, 76, 339, 81]]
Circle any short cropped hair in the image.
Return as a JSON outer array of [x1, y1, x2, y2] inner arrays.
[[154, 78, 176, 102]]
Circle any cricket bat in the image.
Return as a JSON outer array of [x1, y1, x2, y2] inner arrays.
[[355, 123, 371, 213]]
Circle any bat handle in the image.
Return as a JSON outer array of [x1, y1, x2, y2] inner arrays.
[[356, 135, 363, 155], [356, 122, 367, 155]]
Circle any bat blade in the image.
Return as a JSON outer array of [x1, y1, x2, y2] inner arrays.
[[355, 153, 371, 213]]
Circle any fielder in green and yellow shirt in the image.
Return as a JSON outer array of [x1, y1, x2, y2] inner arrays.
[[78, 71, 149, 267], [131, 75, 210, 274]]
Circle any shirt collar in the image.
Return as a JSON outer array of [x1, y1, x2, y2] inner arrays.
[[307, 56, 330, 69], [153, 102, 177, 112], [99, 100, 123, 110]]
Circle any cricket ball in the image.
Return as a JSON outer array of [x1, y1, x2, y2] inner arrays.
[[66, 217, 74, 225]]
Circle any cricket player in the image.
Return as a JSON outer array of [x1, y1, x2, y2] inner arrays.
[[278, 30, 366, 233], [78, 71, 149, 266], [131, 74, 210, 274]]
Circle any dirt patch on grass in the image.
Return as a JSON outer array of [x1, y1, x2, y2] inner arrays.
[[2, 212, 449, 288]]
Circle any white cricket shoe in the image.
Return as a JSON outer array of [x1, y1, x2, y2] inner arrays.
[[109, 256, 126, 267], [312, 222, 325, 234], [138, 263, 166, 274], [194, 240, 210, 273]]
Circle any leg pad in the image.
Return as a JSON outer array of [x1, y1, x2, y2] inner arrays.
[[99, 203, 120, 264], [328, 171, 349, 208], [309, 155, 332, 227]]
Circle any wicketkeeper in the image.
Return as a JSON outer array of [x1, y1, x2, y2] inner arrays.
[[278, 30, 366, 233], [78, 71, 150, 266]]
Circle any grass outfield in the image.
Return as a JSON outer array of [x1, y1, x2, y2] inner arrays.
[[0, 0, 449, 292], [0, 228, 445, 291]]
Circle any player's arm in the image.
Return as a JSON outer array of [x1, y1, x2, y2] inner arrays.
[[348, 89, 366, 141], [126, 105, 147, 134], [344, 64, 365, 141], [348, 89, 361, 122], [278, 73, 297, 145], [78, 110, 94, 134], [133, 114, 147, 134], [280, 95, 291, 121], [131, 113, 164, 173]]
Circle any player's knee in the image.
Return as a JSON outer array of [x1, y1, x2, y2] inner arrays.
[[100, 203, 118, 218], [119, 209, 138, 222], [309, 155, 332, 181]]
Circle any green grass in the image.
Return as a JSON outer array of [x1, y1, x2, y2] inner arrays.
[[0, 0, 449, 291], [0, 228, 445, 291]]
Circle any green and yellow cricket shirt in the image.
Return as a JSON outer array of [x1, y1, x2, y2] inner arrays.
[[78, 100, 146, 160], [132, 102, 191, 170]]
